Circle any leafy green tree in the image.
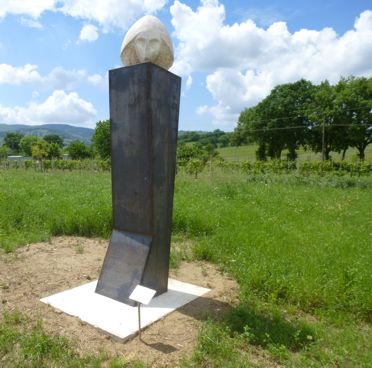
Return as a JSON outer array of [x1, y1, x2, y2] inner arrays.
[[185, 158, 205, 178], [31, 139, 50, 161], [0, 145, 9, 160], [44, 134, 64, 148], [229, 128, 249, 147], [92, 120, 111, 159], [307, 81, 348, 160], [178, 129, 231, 148], [235, 76, 370, 161], [47, 142, 62, 159], [218, 134, 230, 147], [255, 79, 315, 160], [335, 76, 371, 160], [19, 135, 38, 156], [177, 144, 207, 166], [67, 140, 91, 160], [3, 132, 24, 153]]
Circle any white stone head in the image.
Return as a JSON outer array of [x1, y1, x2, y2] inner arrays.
[[120, 15, 174, 70]]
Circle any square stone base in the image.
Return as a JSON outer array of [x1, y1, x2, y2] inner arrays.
[[41, 279, 210, 340]]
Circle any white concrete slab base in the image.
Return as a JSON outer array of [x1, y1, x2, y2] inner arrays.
[[41, 279, 210, 340]]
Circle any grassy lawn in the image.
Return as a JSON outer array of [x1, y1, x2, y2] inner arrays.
[[1, 168, 371, 366]]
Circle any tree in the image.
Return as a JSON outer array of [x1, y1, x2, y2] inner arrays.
[[47, 142, 62, 159], [3, 132, 24, 153], [217, 133, 230, 147], [92, 120, 111, 159], [31, 139, 50, 161], [185, 158, 206, 178], [307, 81, 348, 160], [335, 77, 371, 160], [0, 146, 9, 160], [67, 140, 91, 160], [235, 81, 315, 160], [20, 135, 38, 157], [235, 76, 371, 161], [178, 130, 232, 148], [177, 144, 208, 166], [255, 79, 315, 160], [44, 134, 64, 148], [229, 128, 248, 147]]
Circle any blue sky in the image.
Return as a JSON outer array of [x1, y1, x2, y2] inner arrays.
[[0, 0, 371, 132]]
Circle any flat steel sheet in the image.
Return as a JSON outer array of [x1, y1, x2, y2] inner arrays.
[[95, 230, 151, 306]]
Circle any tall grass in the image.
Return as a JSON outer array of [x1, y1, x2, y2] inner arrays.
[[1, 169, 371, 321], [1, 168, 371, 366], [0, 170, 112, 251], [174, 171, 372, 322]]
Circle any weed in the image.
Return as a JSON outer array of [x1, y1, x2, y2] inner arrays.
[[74, 241, 84, 254]]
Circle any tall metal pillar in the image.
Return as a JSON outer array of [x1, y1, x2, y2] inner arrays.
[[95, 62, 181, 306]]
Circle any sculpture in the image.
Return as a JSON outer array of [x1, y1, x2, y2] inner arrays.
[[95, 15, 180, 306], [120, 15, 174, 70]]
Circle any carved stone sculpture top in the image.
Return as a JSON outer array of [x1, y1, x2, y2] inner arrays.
[[120, 15, 174, 70]]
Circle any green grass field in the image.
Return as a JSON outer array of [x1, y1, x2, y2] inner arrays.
[[1, 168, 371, 367], [218, 144, 372, 162]]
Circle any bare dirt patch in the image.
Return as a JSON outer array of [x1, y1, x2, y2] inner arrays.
[[0, 237, 239, 367]]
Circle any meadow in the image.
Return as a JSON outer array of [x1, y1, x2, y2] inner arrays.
[[218, 143, 372, 162], [0, 167, 371, 367]]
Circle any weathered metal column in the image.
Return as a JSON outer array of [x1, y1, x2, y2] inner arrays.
[[95, 62, 180, 306]]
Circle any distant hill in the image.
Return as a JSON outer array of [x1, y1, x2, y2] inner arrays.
[[0, 124, 94, 145]]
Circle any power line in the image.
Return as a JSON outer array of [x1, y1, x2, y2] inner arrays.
[[242, 123, 372, 133], [239, 105, 372, 127]]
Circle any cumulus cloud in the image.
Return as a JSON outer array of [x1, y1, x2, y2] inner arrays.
[[0, 0, 167, 31], [0, 0, 56, 19], [0, 64, 43, 85], [0, 64, 107, 89], [170, 1, 372, 127], [60, 0, 167, 31], [0, 90, 97, 126], [78, 24, 99, 42]]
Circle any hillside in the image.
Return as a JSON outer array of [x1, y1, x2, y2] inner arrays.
[[0, 124, 94, 145]]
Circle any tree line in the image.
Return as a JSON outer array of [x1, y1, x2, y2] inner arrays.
[[3, 74, 370, 165], [232, 76, 371, 160], [178, 129, 233, 147], [0, 120, 114, 161], [0, 132, 92, 160]]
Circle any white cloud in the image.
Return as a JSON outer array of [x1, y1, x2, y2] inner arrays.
[[0, 64, 107, 89], [60, 0, 167, 31], [0, 90, 97, 126], [79, 24, 99, 42], [18, 17, 43, 29], [0, 64, 43, 84], [0, 0, 56, 19], [170, 1, 372, 127], [0, 0, 167, 31]]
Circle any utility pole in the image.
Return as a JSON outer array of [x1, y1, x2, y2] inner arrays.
[[321, 120, 325, 161]]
